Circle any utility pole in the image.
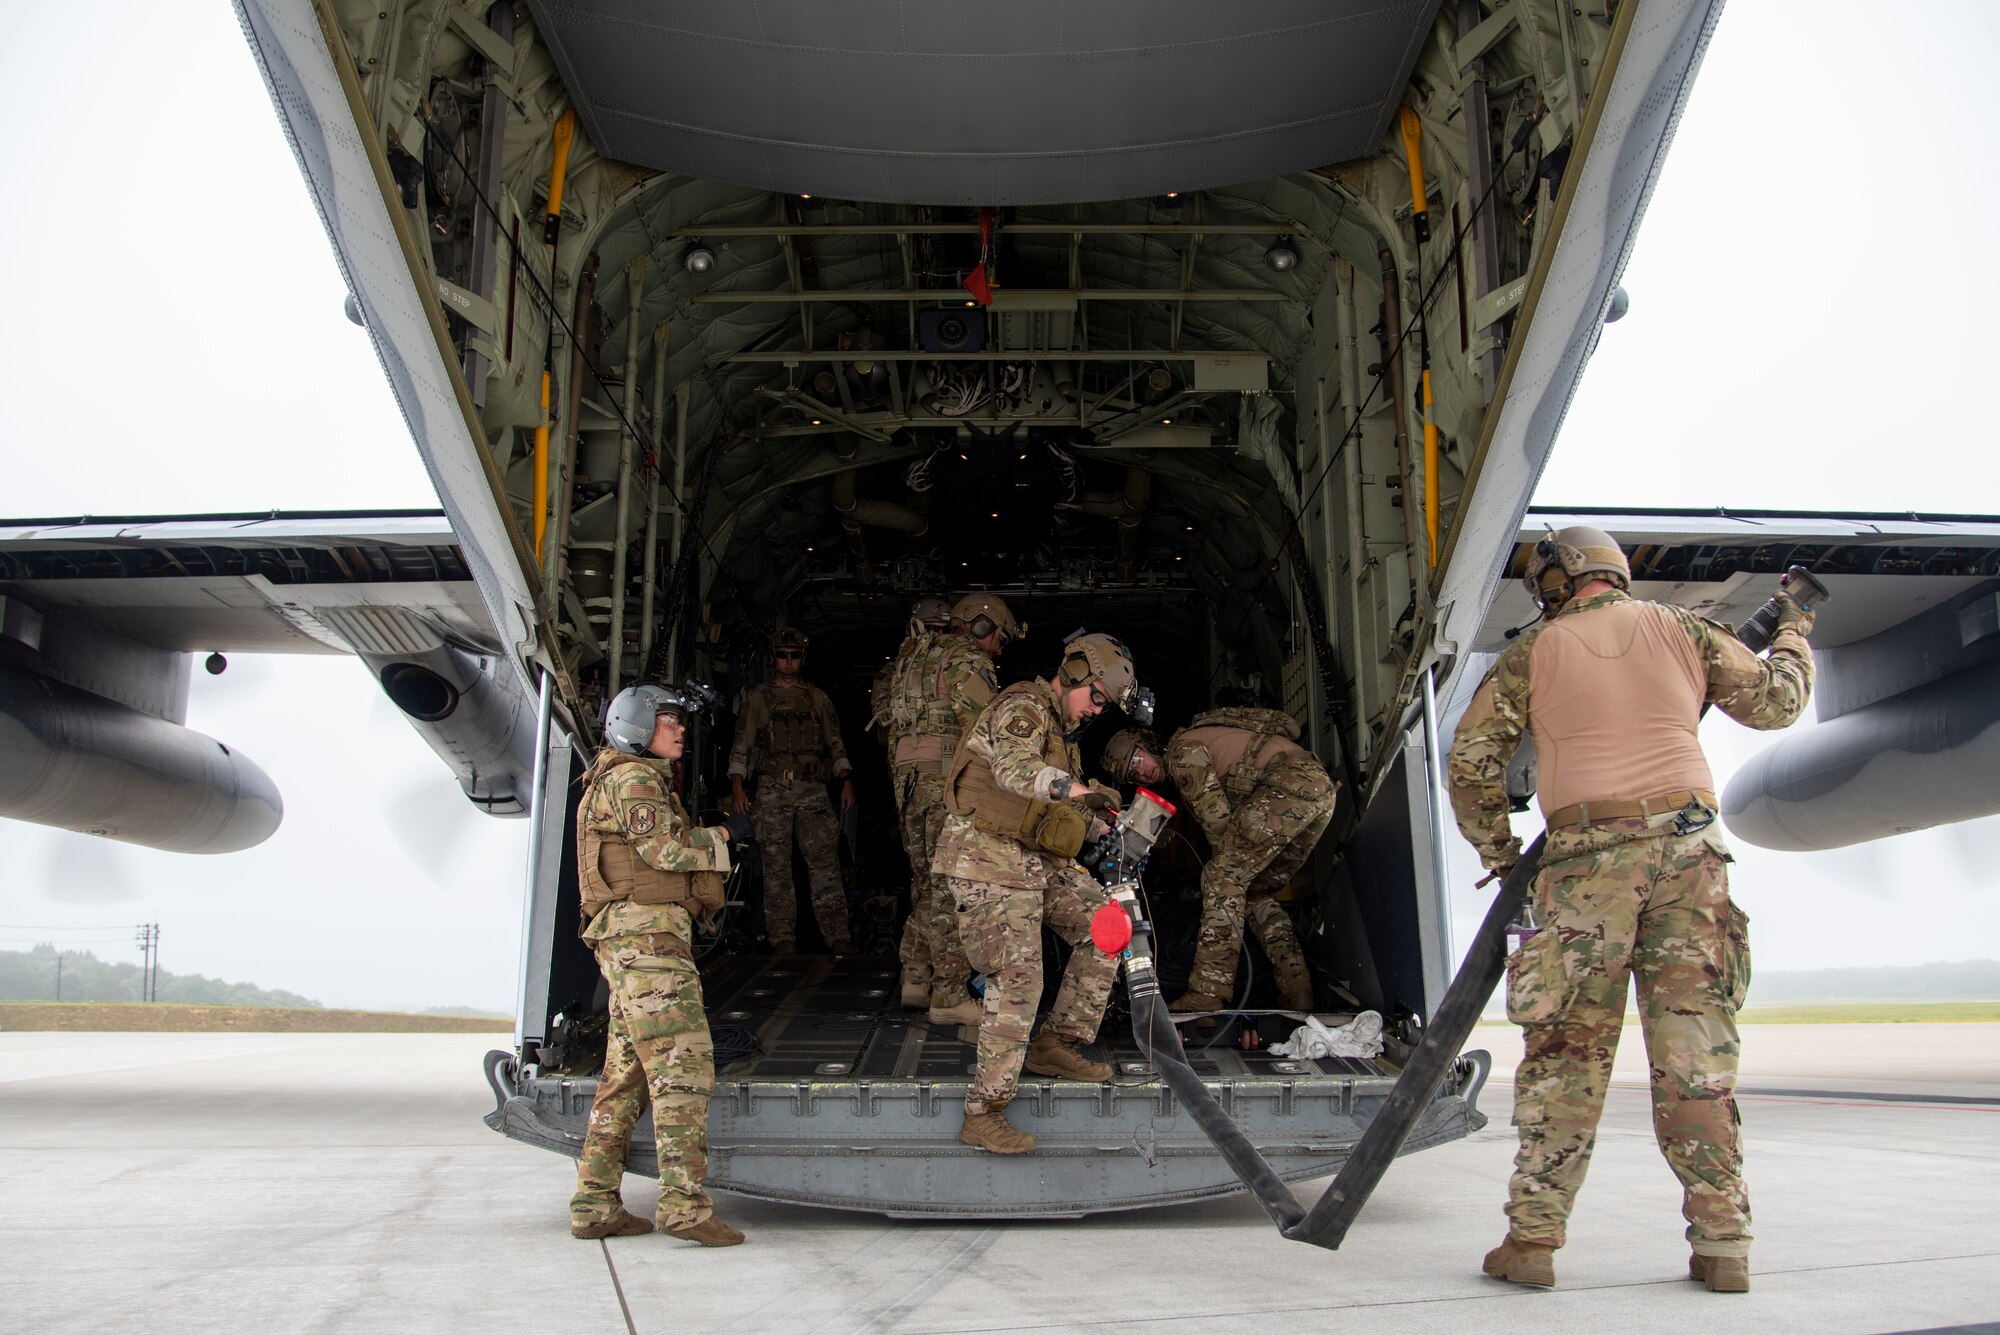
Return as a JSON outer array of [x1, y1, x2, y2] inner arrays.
[[55, 952, 63, 1002], [133, 923, 160, 1002]]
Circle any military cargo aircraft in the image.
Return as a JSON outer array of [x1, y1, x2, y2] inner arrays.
[[5, 0, 1998, 1220]]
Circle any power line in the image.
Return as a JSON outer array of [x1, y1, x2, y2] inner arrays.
[[0, 922, 149, 931]]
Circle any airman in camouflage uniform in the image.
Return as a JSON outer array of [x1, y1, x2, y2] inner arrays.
[[1102, 709, 1332, 1012], [570, 684, 751, 1247], [729, 628, 854, 953], [890, 594, 1016, 1019], [934, 632, 1139, 1154], [869, 659, 898, 758], [1448, 526, 1815, 1292]]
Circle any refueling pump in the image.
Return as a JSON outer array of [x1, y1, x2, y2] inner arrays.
[[1085, 787, 1176, 961]]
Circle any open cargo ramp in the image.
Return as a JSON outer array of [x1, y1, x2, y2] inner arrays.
[[485, 958, 1489, 1218]]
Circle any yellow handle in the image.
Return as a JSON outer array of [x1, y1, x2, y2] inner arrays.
[[544, 109, 576, 247], [1399, 107, 1431, 244]]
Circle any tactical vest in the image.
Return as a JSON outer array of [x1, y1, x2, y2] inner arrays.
[[576, 759, 700, 919], [944, 680, 1080, 845], [894, 633, 987, 772], [756, 682, 827, 780], [1177, 707, 1305, 804]]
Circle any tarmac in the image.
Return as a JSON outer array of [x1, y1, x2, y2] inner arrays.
[[1, 1023, 1995, 1334]]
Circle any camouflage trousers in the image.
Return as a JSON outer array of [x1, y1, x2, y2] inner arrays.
[[947, 865, 1119, 1112], [1187, 753, 1333, 1001], [1504, 814, 1752, 1256], [894, 768, 973, 1006], [571, 930, 715, 1230], [753, 775, 849, 953]]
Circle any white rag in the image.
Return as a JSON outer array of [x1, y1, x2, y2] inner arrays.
[[1270, 1010, 1385, 1060]]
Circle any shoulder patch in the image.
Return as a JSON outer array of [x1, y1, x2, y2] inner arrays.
[[1005, 715, 1036, 739], [627, 802, 659, 836]]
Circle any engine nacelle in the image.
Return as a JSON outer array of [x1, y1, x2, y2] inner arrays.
[[0, 662, 283, 853], [371, 643, 537, 816], [1721, 659, 2000, 851]]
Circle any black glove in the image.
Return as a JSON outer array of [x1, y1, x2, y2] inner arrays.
[[723, 811, 755, 845]]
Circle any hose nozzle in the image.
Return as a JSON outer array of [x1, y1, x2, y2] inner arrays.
[[1737, 565, 1832, 653]]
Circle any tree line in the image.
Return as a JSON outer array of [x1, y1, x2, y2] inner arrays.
[[0, 944, 321, 1008]]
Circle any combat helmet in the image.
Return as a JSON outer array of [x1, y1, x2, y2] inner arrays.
[[1100, 728, 1160, 784], [910, 594, 954, 630], [770, 626, 810, 654], [951, 592, 1024, 646], [604, 683, 695, 756], [1523, 524, 1631, 611], [1056, 631, 1153, 723]]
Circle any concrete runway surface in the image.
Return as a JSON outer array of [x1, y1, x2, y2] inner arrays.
[[1, 1024, 1995, 1334]]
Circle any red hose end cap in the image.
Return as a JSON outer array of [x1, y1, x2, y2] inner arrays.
[[1091, 903, 1133, 955]]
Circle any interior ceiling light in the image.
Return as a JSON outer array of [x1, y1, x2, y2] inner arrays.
[[1160, 417, 1173, 425], [684, 241, 716, 275], [1264, 240, 1300, 272]]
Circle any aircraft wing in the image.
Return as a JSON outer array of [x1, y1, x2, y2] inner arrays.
[[0, 511, 538, 852], [1469, 507, 2000, 850]]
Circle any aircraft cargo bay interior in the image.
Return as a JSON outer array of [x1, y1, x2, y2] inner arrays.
[[274, 0, 1612, 1211]]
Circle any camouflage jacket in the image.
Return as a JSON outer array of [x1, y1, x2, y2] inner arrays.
[[1165, 707, 1312, 841], [1447, 589, 1814, 873], [727, 679, 851, 781], [578, 754, 732, 941], [891, 631, 999, 769], [932, 678, 1085, 890], [870, 659, 898, 753]]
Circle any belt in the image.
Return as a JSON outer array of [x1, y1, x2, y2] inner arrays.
[[1545, 789, 1716, 830]]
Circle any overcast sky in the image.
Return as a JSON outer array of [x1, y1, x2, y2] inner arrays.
[[2, 1, 1995, 1012]]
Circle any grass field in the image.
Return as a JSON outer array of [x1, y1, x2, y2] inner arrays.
[[1479, 1000, 2000, 1026], [0, 1003, 512, 1033], [1734, 1001, 2000, 1024]]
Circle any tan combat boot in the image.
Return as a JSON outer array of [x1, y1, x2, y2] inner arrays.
[[1023, 1032, 1112, 1081], [900, 970, 931, 1009], [663, 1213, 745, 1247], [1168, 991, 1228, 1013], [1689, 1253, 1749, 1292], [1481, 1234, 1557, 1288], [928, 996, 983, 1027], [959, 1101, 1036, 1154], [571, 1208, 654, 1240]]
